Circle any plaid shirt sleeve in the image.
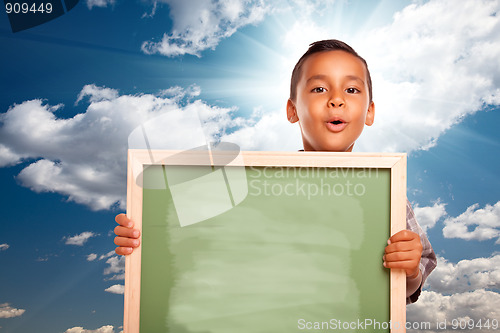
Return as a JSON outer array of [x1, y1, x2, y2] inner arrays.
[[405, 198, 437, 304]]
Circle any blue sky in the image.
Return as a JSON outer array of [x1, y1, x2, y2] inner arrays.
[[1, 0, 499, 332]]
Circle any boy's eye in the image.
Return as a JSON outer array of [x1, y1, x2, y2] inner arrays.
[[311, 87, 326, 93], [346, 87, 360, 94]]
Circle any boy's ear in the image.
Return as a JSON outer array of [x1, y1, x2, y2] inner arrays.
[[365, 101, 375, 126], [287, 99, 299, 123]]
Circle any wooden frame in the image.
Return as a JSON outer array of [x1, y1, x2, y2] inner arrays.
[[124, 150, 407, 333]]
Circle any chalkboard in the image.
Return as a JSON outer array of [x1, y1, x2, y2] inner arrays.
[[124, 149, 407, 333]]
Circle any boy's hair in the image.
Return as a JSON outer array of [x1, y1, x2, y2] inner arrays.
[[290, 39, 373, 103]]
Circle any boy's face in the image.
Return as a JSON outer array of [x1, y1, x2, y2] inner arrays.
[[287, 50, 375, 152]]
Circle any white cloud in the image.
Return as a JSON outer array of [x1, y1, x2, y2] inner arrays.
[[0, 84, 238, 210], [407, 290, 500, 332], [443, 201, 500, 242], [0, 303, 25, 318], [0, 244, 9, 251], [142, 1, 158, 19], [222, 107, 302, 151], [141, 0, 269, 57], [425, 255, 500, 294], [85, 0, 115, 10], [282, 20, 330, 60], [104, 255, 125, 279], [159, 84, 201, 102], [99, 250, 115, 261], [0, 144, 23, 167], [408, 253, 500, 330], [64, 325, 115, 333], [352, 0, 500, 152], [104, 284, 124, 295], [413, 201, 447, 232], [88, 252, 124, 278], [285, 0, 333, 16], [107, 273, 125, 281], [64, 232, 96, 246], [75, 84, 118, 104]]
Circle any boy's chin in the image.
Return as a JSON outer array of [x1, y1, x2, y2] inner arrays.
[[304, 143, 355, 152]]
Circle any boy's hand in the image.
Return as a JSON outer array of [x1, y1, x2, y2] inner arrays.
[[383, 230, 423, 278], [114, 213, 141, 255]]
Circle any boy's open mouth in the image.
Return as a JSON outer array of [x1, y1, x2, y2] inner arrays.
[[326, 118, 347, 133]]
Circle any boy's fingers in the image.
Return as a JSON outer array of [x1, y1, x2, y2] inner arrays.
[[388, 230, 419, 243], [115, 213, 133, 228], [385, 240, 422, 254], [114, 236, 140, 248], [383, 251, 420, 263], [114, 226, 140, 239], [383, 259, 416, 271], [115, 247, 133, 256], [114, 213, 138, 256]]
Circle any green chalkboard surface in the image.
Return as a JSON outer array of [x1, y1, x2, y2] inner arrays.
[[139, 164, 391, 332]]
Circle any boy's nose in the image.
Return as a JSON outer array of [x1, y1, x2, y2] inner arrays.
[[330, 101, 344, 107], [329, 94, 345, 108]]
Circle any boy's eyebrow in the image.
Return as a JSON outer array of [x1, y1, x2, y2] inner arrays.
[[306, 74, 329, 83], [306, 74, 365, 85], [345, 75, 365, 85]]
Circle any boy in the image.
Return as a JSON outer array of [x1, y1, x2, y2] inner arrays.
[[115, 39, 436, 304]]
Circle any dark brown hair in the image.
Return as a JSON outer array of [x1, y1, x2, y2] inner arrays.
[[289, 39, 372, 103]]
